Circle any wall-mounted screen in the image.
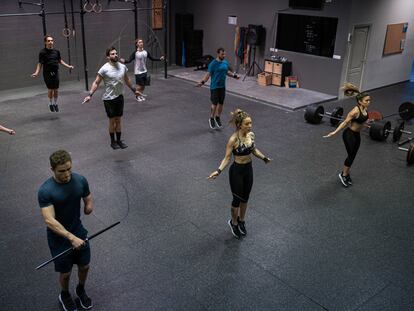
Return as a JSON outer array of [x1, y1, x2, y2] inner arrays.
[[276, 13, 338, 57], [289, 0, 324, 10]]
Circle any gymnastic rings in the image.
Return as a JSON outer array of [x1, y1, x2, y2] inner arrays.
[[93, 1, 103, 13], [83, 0, 93, 13], [62, 28, 71, 38]]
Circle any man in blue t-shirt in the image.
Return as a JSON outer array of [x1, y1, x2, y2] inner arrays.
[[197, 47, 240, 129], [38, 150, 93, 311]]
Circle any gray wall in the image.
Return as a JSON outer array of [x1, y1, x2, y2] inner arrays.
[[172, 0, 352, 95], [0, 0, 167, 91], [343, 0, 414, 92]]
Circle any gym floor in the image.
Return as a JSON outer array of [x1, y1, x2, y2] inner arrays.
[[0, 77, 413, 310]]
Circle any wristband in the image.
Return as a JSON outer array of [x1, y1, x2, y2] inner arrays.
[[217, 168, 222, 174], [88, 92, 93, 97], [233, 72, 237, 78], [201, 80, 205, 85], [263, 157, 270, 163]]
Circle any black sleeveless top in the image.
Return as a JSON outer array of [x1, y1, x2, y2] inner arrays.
[[352, 105, 368, 124], [232, 133, 255, 156]]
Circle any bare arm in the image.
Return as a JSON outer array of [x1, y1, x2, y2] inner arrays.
[[197, 72, 211, 87], [83, 194, 93, 215], [208, 136, 235, 179], [60, 59, 74, 69], [41, 205, 85, 249], [324, 107, 358, 138], [31, 63, 42, 77], [124, 72, 140, 96], [252, 147, 271, 163], [0, 124, 15, 135], [83, 74, 103, 103], [227, 69, 240, 79]]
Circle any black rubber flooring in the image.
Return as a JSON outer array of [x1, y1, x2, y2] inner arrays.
[[0, 78, 413, 310]]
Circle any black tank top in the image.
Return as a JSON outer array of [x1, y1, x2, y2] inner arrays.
[[352, 105, 368, 124], [232, 134, 255, 156]]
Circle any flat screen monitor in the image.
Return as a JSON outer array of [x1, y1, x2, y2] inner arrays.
[[276, 13, 338, 57]]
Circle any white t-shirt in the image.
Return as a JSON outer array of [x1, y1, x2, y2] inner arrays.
[[134, 50, 148, 75], [97, 62, 128, 101]]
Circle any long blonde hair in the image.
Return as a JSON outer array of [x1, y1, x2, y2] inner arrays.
[[342, 83, 369, 102]]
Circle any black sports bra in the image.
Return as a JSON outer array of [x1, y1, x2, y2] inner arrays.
[[233, 133, 255, 156], [352, 105, 368, 124]]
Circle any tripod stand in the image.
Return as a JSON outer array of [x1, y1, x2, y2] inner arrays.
[[243, 45, 263, 81]]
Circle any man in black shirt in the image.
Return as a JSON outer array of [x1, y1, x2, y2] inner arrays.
[[32, 35, 74, 112]]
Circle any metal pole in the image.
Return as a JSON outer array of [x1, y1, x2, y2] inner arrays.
[[41, 0, 46, 36], [163, 0, 168, 79], [80, 0, 89, 91], [134, 0, 138, 39]]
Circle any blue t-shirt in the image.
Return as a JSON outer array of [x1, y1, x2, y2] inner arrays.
[[208, 59, 229, 90], [38, 173, 90, 244]]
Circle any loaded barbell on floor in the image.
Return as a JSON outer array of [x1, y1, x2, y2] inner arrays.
[[304, 105, 344, 126], [369, 120, 412, 142], [398, 144, 414, 165]]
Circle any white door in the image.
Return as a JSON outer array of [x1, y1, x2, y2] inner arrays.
[[346, 25, 370, 89]]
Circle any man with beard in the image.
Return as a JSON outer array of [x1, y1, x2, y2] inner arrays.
[[197, 47, 240, 129], [31, 35, 74, 112], [83, 46, 139, 149]]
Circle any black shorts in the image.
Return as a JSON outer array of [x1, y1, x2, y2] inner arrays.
[[135, 72, 148, 86], [210, 88, 226, 105], [104, 95, 124, 118], [48, 231, 90, 273], [43, 70, 59, 89]]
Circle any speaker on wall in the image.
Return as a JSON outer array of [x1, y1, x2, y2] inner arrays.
[[247, 25, 265, 46]]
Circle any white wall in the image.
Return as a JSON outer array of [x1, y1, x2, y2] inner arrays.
[[345, 0, 414, 91]]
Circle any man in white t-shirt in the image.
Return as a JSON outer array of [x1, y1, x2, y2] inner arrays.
[[121, 38, 164, 102], [83, 47, 139, 149]]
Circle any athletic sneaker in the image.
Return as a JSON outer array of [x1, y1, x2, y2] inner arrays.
[[136, 96, 143, 102], [215, 116, 222, 128], [338, 173, 349, 187], [345, 174, 352, 185], [76, 285, 93, 310], [49, 104, 55, 112], [140, 96, 146, 101], [237, 217, 246, 235], [228, 219, 242, 239], [209, 118, 216, 129], [110, 141, 121, 150], [59, 292, 77, 311], [117, 140, 128, 149], [53, 104, 59, 112]]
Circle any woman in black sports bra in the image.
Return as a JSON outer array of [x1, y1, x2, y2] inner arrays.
[[208, 109, 271, 239], [324, 84, 371, 187]]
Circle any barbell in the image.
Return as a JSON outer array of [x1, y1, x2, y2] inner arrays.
[[398, 144, 414, 165], [369, 120, 411, 142]]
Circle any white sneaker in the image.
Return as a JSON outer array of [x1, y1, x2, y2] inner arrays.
[[140, 96, 146, 101], [136, 96, 143, 102]]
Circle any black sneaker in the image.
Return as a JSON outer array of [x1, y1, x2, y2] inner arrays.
[[117, 140, 128, 149], [59, 292, 77, 311], [110, 141, 121, 150], [215, 116, 222, 128], [209, 118, 216, 129], [49, 104, 55, 112], [54, 104, 59, 112], [237, 217, 246, 236], [338, 173, 348, 187], [76, 286, 93, 310], [345, 174, 352, 185], [228, 219, 242, 239]]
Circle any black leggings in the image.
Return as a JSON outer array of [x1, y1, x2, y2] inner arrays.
[[342, 127, 361, 167], [229, 162, 253, 208]]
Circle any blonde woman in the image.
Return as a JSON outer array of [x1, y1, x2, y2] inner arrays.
[[208, 109, 271, 239]]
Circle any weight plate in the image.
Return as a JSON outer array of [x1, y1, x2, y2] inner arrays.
[[330, 107, 344, 126], [392, 121, 405, 142], [407, 144, 414, 165], [399, 102, 414, 121], [304, 105, 324, 124]]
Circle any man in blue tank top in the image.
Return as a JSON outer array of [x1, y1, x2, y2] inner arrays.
[[38, 150, 93, 311], [197, 47, 240, 129]]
